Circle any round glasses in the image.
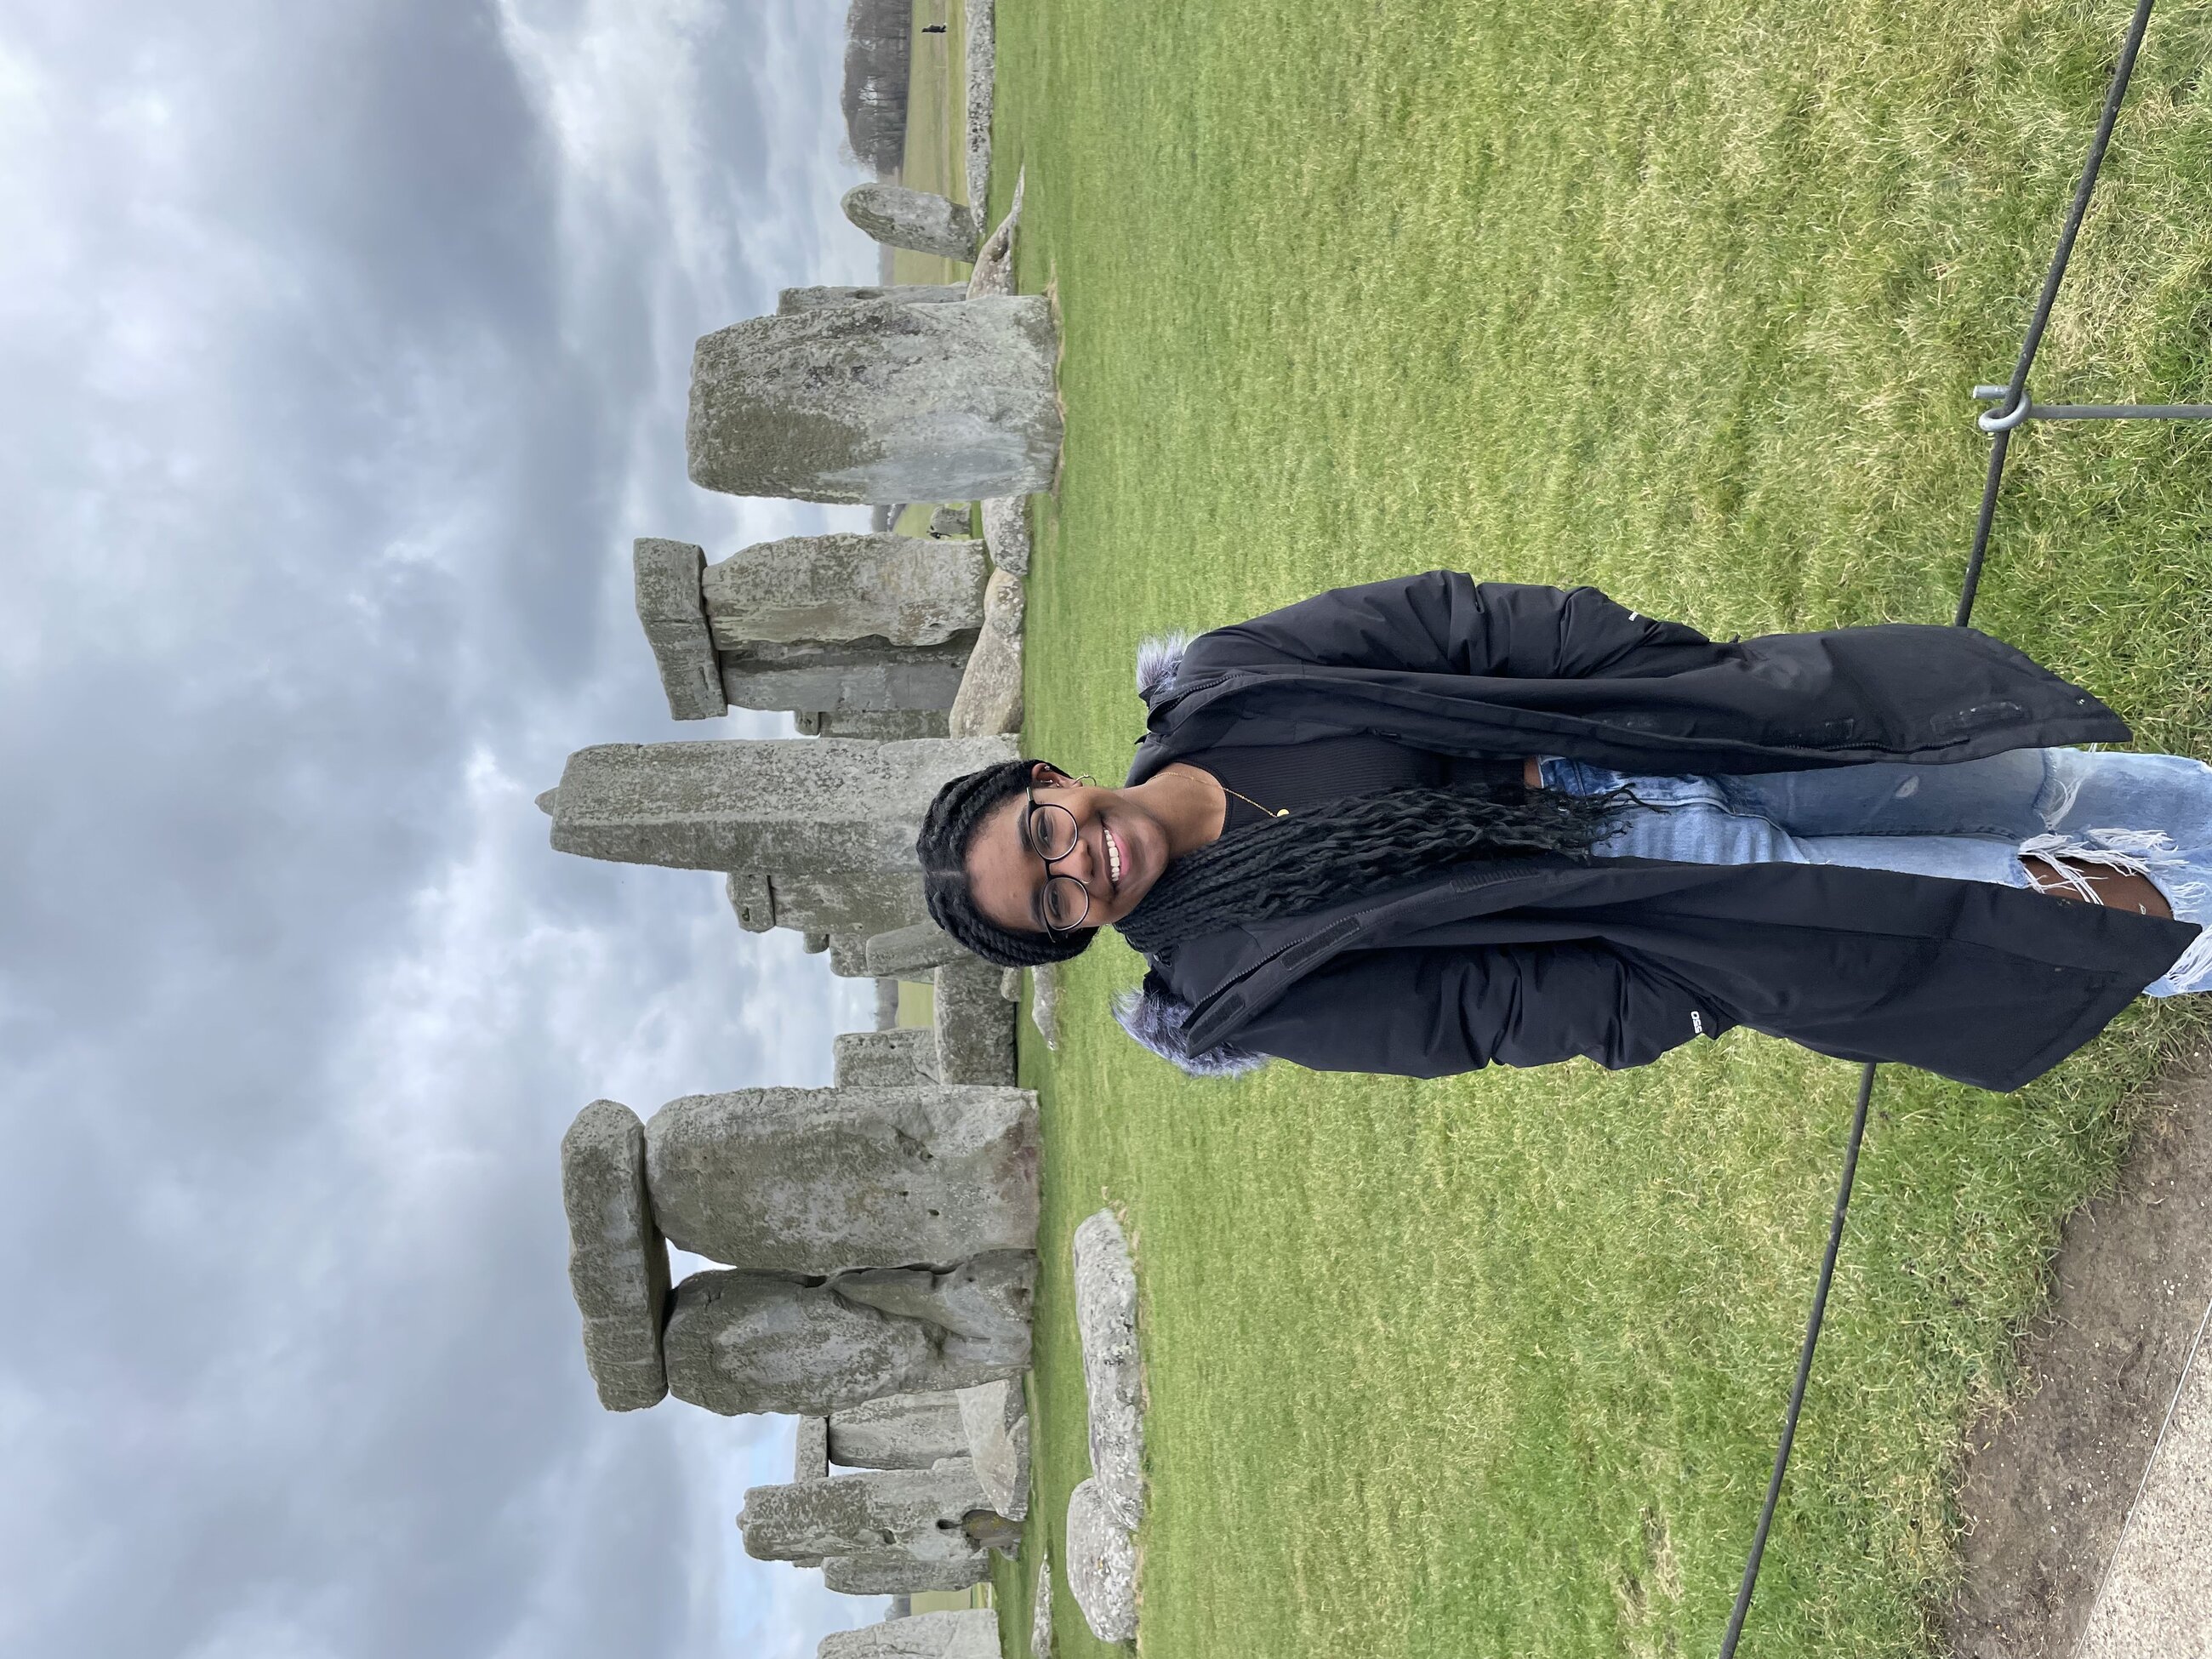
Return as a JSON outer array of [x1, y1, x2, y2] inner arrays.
[[1025, 794, 1092, 934]]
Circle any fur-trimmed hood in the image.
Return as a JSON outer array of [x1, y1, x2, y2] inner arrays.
[[1111, 634, 1273, 1077]]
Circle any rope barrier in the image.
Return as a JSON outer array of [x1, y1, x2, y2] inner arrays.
[[1715, 1, 2198, 1649]]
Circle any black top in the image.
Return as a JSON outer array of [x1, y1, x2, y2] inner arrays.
[[1178, 732, 1527, 831]]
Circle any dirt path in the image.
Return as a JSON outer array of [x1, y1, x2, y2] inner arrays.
[[1948, 1061, 2212, 1657]]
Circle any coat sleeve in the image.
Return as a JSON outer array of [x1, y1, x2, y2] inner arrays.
[[1226, 943, 1730, 1078], [1183, 569, 1718, 681]]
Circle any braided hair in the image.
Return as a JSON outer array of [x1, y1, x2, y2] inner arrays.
[[920, 757, 1098, 967], [1112, 781, 1624, 957], [920, 756, 1628, 969]]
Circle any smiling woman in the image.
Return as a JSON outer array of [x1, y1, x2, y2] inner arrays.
[[918, 571, 2211, 1088]]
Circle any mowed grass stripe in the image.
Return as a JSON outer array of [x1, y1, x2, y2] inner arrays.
[[982, 3, 2212, 1654]]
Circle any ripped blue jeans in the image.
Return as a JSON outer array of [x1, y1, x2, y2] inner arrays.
[[1538, 749, 2212, 996]]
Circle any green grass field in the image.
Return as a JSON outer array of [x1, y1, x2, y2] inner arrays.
[[973, 3, 2212, 1654]]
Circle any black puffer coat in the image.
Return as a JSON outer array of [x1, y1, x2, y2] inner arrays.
[[1117, 572, 2195, 1091]]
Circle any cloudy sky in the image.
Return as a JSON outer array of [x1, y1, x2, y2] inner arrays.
[[0, 2, 898, 1653]]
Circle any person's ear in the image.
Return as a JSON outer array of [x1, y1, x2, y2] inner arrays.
[[1030, 761, 1074, 790]]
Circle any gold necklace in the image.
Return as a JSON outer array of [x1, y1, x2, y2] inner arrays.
[[1219, 781, 1289, 818]]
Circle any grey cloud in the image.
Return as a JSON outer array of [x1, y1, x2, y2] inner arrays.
[[0, 0, 897, 1654]]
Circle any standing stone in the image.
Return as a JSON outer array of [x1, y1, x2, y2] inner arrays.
[[633, 539, 727, 721], [963, 0, 995, 219], [834, 1028, 941, 1089], [1029, 1549, 1053, 1658], [866, 920, 964, 978], [1029, 962, 1060, 1052], [818, 1608, 1002, 1659], [797, 710, 953, 742], [661, 1270, 1024, 1416], [721, 637, 972, 715], [727, 869, 934, 942], [949, 569, 1024, 738], [739, 1457, 994, 1562], [828, 1389, 968, 1470], [875, 976, 902, 1031], [828, 934, 872, 979], [965, 173, 1023, 303], [936, 955, 1017, 1086], [841, 184, 983, 261], [643, 1086, 1040, 1275], [559, 1100, 671, 1411], [546, 735, 1019, 875], [929, 505, 973, 539], [779, 283, 968, 314], [1064, 1479, 1138, 1643], [795, 1416, 831, 1481], [687, 297, 1062, 505], [824, 1550, 989, 1595], [957, 1377, 1030, 1521], [1073, 1210, 1145, 1528], [702, 533, 988, 648], [832, 1251, 1035, 1373], [978, 495, 1030, 577]]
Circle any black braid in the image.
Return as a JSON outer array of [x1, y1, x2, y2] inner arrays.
[[1113, 782, 1627, 958], [919, 757, 1097, 968]]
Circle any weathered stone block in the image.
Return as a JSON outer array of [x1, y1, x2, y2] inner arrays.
[[865, 920, 964, 978], [739, 1457, 991, 1561], [818, 1608, 1002, 1659], [963, 0, 994, 219], [841, 183, 983, 261], [875, 976, 902, 1031], [633, 539, 726, 721], [957, 1378, 1030, 1521], [661, 1270, 1023, 1417], [831, 1251, 1035, 1374], [547, 735, 1019, 875], [643, 1086, 1040, 1274], [978, 496, 1030, 577], [1064, 1479, 1138, 1643], [822, 1549, 989, 1595], [949, 569, 1023, 738], [736, 870, 933, 942], [795, 1416, 830, 1481], [1074, 1210, 1144, 1528], [721, 637, 972, 715], [725, 871, 774, 932], [833, 1028, 941, 1090], [687, 297, 1062, 505], [828, 934, 870, 978], [1029, 962, 1060, 1052], [703, 533, 988, 648], [779, 283, 968, 314], [929, 505, 973, 539], [935, 955, 1017, 1086], [559, 1100, 670, 1411], [797, 710, 953, 742], [828, 1389, 967, 1470], [1030, 1549, 1053, 1658]]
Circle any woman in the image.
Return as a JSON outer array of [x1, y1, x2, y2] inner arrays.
[[918, 572, 2211, 1090]]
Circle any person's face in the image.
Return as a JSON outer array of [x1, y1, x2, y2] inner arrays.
[[964, 763, 1174, 936]]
